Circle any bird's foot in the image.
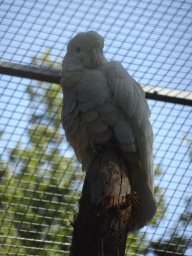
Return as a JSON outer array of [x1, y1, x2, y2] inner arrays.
[[93, 145, 104, 155]]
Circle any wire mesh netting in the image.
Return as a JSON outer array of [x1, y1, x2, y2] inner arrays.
[[0, 0, 192, 255]]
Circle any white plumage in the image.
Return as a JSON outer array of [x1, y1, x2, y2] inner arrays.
[[61, 31, 155, 201]]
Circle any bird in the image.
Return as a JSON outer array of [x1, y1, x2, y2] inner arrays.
[[60, 31, 156, 231]]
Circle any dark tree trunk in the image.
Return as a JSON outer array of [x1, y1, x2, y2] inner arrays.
[[69, 148, 156, 255], [69, 148, 137, 256]]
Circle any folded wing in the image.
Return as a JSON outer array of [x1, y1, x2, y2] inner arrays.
[[107, 61, 154, 194]]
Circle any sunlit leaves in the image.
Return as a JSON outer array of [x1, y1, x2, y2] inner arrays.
[[0, 48, 78, 255]]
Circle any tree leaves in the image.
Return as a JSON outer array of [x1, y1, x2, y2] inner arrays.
[[0, 48, 78, 255]]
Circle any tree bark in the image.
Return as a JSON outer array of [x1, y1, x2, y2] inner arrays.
[[69, 148, 142, 256]]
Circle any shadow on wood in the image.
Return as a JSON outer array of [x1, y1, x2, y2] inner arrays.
[[69, 148, 156, 256]]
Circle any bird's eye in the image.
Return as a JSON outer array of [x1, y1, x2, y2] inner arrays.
[[77, 47, 80, 53]]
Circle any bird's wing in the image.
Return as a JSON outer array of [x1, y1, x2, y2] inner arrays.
[[107, 61, 154, 193], [61, 88, 94, 171]]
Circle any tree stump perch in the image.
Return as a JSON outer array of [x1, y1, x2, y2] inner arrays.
[[69, 148, 153, 256]]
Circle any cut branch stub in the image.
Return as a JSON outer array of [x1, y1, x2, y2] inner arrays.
[[69, 148, 144, 256]]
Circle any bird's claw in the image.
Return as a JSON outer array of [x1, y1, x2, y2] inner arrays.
[[93, 145, 104, 155]]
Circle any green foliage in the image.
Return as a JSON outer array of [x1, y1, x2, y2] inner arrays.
[[0, 48, 79, 255], [151, 165, 166, 226], [145, 138, 192, 256], [146, 197, 192, 256]]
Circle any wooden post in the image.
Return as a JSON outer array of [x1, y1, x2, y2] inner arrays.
[[69, 148, 141, 256]]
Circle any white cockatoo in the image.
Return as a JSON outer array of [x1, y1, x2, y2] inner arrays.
[[61, 31, 156, 230]]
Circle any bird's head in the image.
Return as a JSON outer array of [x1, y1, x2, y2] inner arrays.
[[63, 31, 107, 70]]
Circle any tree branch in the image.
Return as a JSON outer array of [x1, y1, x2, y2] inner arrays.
[[69, 148, 141, 256]]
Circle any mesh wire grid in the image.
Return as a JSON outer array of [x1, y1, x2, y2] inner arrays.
[[0, 0, 192, 255]]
